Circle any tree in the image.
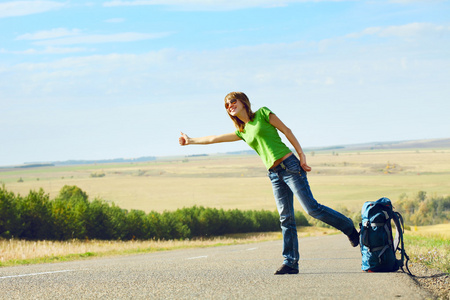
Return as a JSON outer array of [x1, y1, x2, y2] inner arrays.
[[85, 199, 113, 240], [52, 185, 89, 240], [19, 189, 54, 240], [0, 186, 21, 238]]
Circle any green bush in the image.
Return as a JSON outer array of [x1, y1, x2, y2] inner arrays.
[[106, 204, 129, 240], [3, 186, 447, 241], [0, 186, 21, 238], [52, 186, 90, 240], [0, 185, 311, 241], [85, 199, 113, 240], [19, 189, 55, 240]]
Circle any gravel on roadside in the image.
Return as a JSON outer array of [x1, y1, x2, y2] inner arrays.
[[407, 262, 449, 300]]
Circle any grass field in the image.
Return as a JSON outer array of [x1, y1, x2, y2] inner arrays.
[[1, 148, 449, 213], [405, 224, 450, 272]]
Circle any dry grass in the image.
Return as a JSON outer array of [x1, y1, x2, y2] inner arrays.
[[0, 227, 338, 267], [0, 237, 268, 267], [407, 224, 450, 239]]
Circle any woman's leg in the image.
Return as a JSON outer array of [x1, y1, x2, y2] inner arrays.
[[281, 155, 356, 236], [268, 170, 299, 269]]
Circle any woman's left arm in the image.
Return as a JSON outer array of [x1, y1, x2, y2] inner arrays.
[[269, 113, 312, 172]]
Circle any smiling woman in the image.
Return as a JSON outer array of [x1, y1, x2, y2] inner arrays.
[[179, 91, 360, 275]]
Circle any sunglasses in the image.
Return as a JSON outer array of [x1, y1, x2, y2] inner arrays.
[[225, 99, 237, 109]]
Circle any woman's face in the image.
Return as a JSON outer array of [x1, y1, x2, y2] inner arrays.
[[225, 98, 244, 116]]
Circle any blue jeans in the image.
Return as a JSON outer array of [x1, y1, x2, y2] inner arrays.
[[268, 154, 355, 269]]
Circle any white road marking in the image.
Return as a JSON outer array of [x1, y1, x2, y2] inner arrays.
[[0, 269, 75, 279], [187, 256, 208, 260], [246, 247, 258, 251]]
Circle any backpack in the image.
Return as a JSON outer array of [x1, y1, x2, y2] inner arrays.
[[360, 197, 411, 274]]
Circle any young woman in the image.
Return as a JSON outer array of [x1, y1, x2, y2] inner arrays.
[[179, 91, 359, 275]]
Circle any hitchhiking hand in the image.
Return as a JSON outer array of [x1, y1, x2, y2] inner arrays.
[[179, 132, 189, 146]]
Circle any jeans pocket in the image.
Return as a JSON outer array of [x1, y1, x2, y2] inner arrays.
[[283, 156, 302, 175], [285, 164, 302, 176]]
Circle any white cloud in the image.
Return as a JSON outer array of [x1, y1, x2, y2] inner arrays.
[[2, 31, 447, 103], [4, 22, 448, 99], [388, 0, 445, 3], [1, 47, 87, 55], [0, 1, 65, 18], [102, 0, 345, 10], [13, 28, 170, 50], [16, 28, 82, 41], [378, 23, 450, 37], [32, 32, 172, 46], [346, 22, 450, 39]]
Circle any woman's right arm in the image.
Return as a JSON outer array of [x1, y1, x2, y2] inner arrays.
[[179, 132, 240, 146]]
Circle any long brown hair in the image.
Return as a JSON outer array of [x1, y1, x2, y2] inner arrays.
[[224, 91, 255, 132]]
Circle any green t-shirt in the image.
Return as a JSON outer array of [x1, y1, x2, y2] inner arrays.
[[235, 107, 292, 169]]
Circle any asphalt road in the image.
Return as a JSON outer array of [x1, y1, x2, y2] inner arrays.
[[0, 235, 432, 299]]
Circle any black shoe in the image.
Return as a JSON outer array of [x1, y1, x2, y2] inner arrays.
[[274, 264, 299, 275], [348, 228, 360, 247]]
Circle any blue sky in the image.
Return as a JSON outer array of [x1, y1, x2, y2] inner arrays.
[[1, 0, 449, 166]]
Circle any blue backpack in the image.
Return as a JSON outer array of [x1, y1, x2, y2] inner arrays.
[[360, 197, 411, 274]]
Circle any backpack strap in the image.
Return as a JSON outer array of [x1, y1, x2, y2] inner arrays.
[[393, 212, 403, 250], [392, 212, 414, 276]]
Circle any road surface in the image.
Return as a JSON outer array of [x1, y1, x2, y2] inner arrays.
[[0, 235, 431, 299]]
